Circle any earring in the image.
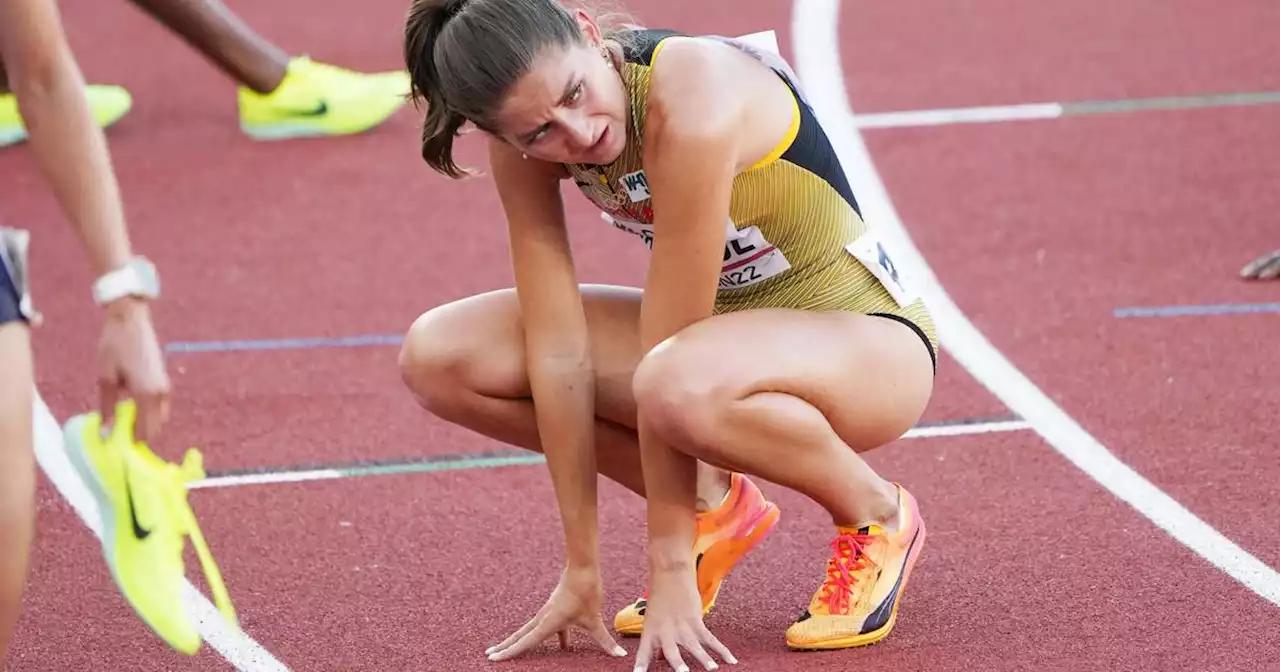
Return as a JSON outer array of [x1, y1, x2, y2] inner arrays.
[[521, 153, 528, 160]]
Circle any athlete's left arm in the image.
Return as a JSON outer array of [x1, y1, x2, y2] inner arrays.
[[635, 38, 785, 567]]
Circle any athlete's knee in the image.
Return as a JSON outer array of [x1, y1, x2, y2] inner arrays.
[[632, 333, 730, 450], [398, 305, 481, 416]]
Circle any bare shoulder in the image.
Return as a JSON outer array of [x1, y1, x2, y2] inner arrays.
[[644, 36, 795, 170], [646, 38, 747, 134]]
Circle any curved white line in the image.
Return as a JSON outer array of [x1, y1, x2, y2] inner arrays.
[[791, 0, 1280, 606]]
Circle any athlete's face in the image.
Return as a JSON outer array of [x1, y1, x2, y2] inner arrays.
[[492, 19, 628, 165]]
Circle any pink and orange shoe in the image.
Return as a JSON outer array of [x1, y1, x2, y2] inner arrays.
[[614, 472, 780, 636], [785, 483, 926, 650]]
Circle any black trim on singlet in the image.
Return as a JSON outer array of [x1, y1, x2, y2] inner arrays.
[[616, 27, 862, 217], [776, 84, 863, 217], [870, 312, 938, 375], [619, 28, 683, 65]]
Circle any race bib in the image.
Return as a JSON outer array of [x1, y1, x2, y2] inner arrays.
[[599, 214, 791, 290], [601, 212, 654, 249], [719, 223, 791, 290], [845, 228, 918, 307]]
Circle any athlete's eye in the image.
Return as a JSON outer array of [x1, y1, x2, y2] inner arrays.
[[525, 125, 550, 144]]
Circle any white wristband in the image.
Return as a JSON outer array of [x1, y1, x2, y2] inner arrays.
[[92, 256, 160, 306]]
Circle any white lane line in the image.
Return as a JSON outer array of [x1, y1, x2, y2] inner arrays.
[[188, 470, 345, 490], [185, 419, 1034, 490], [791, 0, 1280, 607], [854, 102, 1064, 129], [904, 419, 1030, 439], [32, 392, 292, 670], [849, 92, 1280, 130]]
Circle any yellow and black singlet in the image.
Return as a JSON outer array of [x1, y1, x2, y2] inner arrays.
[[564, 28, 938, 369]]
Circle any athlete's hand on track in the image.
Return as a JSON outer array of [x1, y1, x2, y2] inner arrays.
[[98, 297, 171, 442], [485, 565, 628, 662], [633, 567, 736, 671], [1241, 249, 1280, 280]]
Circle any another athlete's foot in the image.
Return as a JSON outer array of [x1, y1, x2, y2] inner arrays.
[[1241, 249, 1280, 280], [785, 483, 926, 650], [613, 472, 780, 636], [0, 85, 132, 147], [237, 56, 410, 141]]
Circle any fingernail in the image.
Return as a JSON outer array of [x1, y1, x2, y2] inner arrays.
[[488, 653, 500, 661], [613, 646, 627, 656]]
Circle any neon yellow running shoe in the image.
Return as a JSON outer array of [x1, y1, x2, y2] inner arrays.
[[237, 56, 410, 141], [0, 85, 133, 147], [62, 400, 236, 655]]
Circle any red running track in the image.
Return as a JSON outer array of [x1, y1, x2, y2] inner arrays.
[[4, 0, 1279, 670]]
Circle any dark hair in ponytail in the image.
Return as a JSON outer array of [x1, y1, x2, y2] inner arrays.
[[405, 0, 588, 178], [405, 0, 638, 178]]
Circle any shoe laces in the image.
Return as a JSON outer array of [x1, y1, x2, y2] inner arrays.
[[131, 444, 239, 628], [818, 530, 880, 614]]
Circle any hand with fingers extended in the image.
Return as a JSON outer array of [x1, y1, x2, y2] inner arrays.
[[632, 566, 736, 672], [98, 297, 171, 443], [486, 565, 629, 663]]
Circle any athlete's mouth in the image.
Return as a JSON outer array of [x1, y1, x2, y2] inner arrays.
[[589, 125, 611, 156]]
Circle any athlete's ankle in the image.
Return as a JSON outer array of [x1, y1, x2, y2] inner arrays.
[[833, 480, 900, 533], [695, 466, 733, 513]]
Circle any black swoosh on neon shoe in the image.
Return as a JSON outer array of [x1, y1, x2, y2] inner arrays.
[[296, 101, 328, 116], [126, 482, 151, 540]]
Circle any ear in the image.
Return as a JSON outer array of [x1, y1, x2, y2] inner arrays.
[[574, 9, 603, 46]]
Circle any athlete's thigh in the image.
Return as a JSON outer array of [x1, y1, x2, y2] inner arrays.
[[0, 322, 33, 440], [651, 307, 935, 450], [0, 237, 34, 461], [404, 284, 645, 427]]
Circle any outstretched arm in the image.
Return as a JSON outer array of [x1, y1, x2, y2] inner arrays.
[[482, 138, 625, 662], [0, 0, 170, 440], [0, 0, 133, 277], [489, 139, 601, 571]]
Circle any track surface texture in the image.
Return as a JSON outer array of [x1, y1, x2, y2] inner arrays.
[[4, 0, 1278, 670]]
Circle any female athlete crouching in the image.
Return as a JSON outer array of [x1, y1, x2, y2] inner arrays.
[[398, 1, 937, 668]]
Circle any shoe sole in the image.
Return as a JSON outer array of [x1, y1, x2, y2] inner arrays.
[[61, 415, 124, 590], [61, 416, 203, 654], [786, 517, 928, 651], [617, 501, 782, 636]]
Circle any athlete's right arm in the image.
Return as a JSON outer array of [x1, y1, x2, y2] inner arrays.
[[0, 0, 133, 277], [487, 138, 601, 569], [0, 0, 172, 441]]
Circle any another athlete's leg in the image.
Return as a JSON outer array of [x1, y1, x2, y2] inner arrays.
[[398, 285, 779, 634], [632, 308, 935, 649], [126, 0, 408, 139], [0, 322, 35, 661], [127, 0, 287, 93]]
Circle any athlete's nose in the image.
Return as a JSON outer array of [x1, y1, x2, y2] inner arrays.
[[562, 113, 597, 150]]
